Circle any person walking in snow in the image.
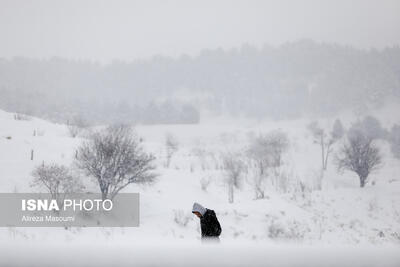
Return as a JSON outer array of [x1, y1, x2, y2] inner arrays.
[[192, 202, 221, 241]]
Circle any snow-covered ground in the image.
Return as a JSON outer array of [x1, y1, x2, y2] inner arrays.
[[0, 108, 400, 265], [1, 241, 400, 267]]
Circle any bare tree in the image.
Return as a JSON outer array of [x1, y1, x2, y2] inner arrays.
[[165, 133, 179, 168], [247, 138, 269, 199], [335, 129, 382, 187], [222, 152, 244, 203], [247, 130, 289, 198], [308, 121, 343, 171], [75, 125, 156, 200], [31, 163, 84, 208]]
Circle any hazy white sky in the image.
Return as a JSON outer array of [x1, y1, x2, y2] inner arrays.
[[0, 0, 399, 62]]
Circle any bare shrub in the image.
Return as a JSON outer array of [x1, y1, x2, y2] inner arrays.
[[247, 130, 289, 197], [75, 125, 156, 200], [294, 180, 312, 201], [165, 133, 179, 168], [222, 152, 244, 203], [335, 129, 382, 187], [31, 163, 84, 208], [248, 167, 269, 199]]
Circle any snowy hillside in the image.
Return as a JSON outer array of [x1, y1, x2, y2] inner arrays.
[[0, 108, 400, 246]]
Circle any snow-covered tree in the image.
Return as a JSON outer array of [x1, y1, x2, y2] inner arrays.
[[76, 125, 156, 200], [31, 163, 84, 208], [335, 129, 382, 187]]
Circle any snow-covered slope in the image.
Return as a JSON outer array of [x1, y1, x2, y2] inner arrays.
[[0, 109, 399, 245]]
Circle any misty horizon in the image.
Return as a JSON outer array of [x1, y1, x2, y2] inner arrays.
[[1, 38, 400, 64], [1, 38, 399, 125], [1, 0, 400, 63]]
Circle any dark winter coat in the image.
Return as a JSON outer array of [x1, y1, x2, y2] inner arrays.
[[200, 209, 222, 238]]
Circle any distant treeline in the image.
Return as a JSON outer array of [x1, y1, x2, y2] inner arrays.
[[0, 39, 399, 124]]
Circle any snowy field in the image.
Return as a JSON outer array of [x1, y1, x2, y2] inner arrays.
[[0, 108, 399, 266], [1, 241, 400, 267]]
